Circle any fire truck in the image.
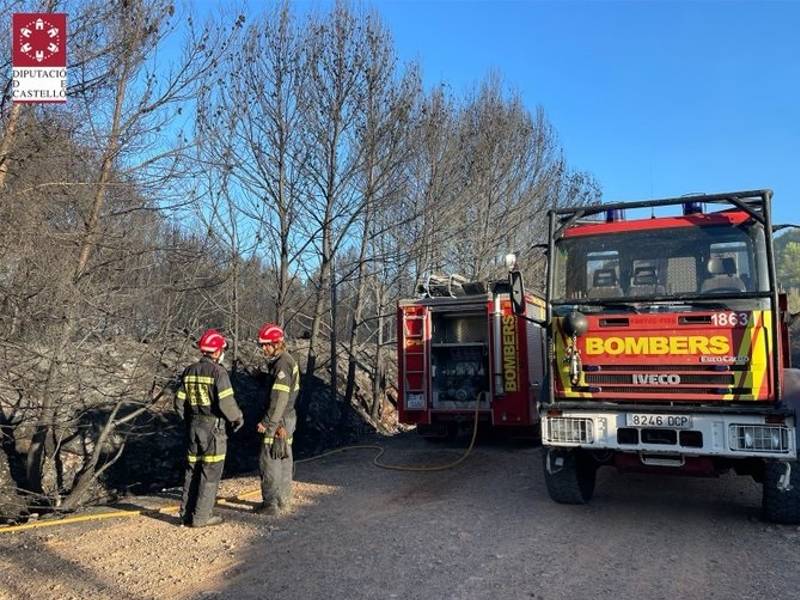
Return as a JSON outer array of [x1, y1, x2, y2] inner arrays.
[[397, 275, 546, 439], [508, 189, 800, 523]]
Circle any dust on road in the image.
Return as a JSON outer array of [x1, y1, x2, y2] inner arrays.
[[1, 434, 799, 600]]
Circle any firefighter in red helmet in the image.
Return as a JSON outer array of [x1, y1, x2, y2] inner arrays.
[[255, 323, 299, 515], [175, 329, 244, 527]]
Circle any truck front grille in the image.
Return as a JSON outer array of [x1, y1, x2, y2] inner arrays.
[[585, 373, 734, 385], [578, 364, 751, 397], [586, 386, 752, 395]]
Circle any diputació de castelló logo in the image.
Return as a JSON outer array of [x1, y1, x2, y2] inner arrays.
[[11, 13, 67, 103]]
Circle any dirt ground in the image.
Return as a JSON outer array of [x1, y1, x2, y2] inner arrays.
[[1, 433, 799, 600]]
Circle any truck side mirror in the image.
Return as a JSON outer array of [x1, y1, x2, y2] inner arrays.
[[509, 270, 526, 316]]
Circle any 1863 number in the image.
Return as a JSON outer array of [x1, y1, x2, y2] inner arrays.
[[710, 312, 749, 327]]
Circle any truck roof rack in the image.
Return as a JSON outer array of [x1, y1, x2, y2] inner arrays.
[[555, 189, 771, 222], [415, 273, 487, 298]]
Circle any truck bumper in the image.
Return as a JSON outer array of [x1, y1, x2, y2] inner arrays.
[[541, 410, 797, 460]]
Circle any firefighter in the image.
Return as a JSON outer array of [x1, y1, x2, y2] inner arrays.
[[255, 323, 299, 515], [175, 329, 244, 528]]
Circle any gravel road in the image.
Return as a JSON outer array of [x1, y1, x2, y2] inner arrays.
[[1, 433, 799, 600]]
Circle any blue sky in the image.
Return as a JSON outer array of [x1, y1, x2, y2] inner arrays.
[[292, 0, 798, 224], [184, 0, 798, 224]]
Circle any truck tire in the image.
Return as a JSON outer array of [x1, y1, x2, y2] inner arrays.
[[762, 460, 800, 524], [543, 448, 596, 505]]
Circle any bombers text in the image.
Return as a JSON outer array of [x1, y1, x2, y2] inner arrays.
[[585, 335, 730, 356]]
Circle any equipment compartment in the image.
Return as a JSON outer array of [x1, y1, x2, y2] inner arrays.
[[430, 312, 490, 408]]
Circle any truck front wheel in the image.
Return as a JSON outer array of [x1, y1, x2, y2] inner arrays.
[[543, 448, 596, 505], [762, 460, 800, 524]]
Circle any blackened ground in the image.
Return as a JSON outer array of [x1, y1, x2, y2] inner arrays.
[[104, 365, 376, 496], [1, 335, 395, 521]]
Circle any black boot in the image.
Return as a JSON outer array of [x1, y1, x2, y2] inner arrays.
[[190, 515, 224, 528], [254, 502, 282, 516]]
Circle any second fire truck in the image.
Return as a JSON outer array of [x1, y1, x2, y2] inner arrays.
[[397, 276, 546, 439]]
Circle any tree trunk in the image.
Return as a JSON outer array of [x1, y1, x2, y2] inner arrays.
[[232, 251, 240, 366], [306, 126, 337, 378], [227, 190, 240, 366], [26, 44, 131, 497], [275, 151, 289, 326], [0, 104, 22, 191], [344, 170, 374, 406], [330, 256, 338, 409], [276, 210, 289, 327], [370, 281, 385, 420], [305, 240, 331, 378], [59, 401, 122, 511]]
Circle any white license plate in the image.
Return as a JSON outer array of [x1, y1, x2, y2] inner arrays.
[[626, 413, 693, 429], [406, 392, 425, 410]]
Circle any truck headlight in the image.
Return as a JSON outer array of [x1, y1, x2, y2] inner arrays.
[[546, 417, 594, 444], [729, 425, 790, 453]]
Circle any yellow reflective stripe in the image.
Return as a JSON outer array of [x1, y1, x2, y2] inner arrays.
[[184, 375, 215, 384], [292, 365, 299, 374], [185, 379, 212, 406], [272, 384, 291, 393], [176, 390, 187, 400], [263, 436, 293, 445], [188, 453, 225, 463], [200, 454, 226, 463], [218, 388, 234, 399]]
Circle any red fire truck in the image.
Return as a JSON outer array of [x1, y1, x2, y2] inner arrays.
[[509, 189, 800, 523], [397, 276, 546, 439]]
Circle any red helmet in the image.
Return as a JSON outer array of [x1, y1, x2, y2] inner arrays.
[[198, 329, 227, 353], [258, 323, 285, 345]]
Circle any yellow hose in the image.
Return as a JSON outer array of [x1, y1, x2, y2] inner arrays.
[[223, 400, 481, 502], [293, 391, 482, 474], [0, 509, 143, 533], [0, 400, 482, 533]]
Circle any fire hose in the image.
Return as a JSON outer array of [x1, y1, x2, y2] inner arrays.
[[0, 399, 482, 534]]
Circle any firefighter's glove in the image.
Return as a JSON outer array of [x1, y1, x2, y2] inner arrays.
[[270, 426, 289, 460], [231, 418, 244, 433]]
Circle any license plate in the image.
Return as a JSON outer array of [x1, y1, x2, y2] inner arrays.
[[626, 413, 693, 429], [406, 392, 425, 410]]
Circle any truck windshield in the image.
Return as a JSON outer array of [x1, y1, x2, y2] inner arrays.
[[552, 221, 769, 302]]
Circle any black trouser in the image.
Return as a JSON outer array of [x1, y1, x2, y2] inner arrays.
[[259, 412, 296, 508], [181, 416, 227, 524]]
